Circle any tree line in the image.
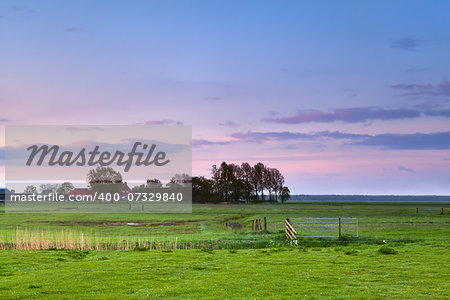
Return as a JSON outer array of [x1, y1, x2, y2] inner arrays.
[[18, 164, 291, 204], [192, 162, 290, 203]]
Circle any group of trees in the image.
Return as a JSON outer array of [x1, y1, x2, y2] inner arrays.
[[23, 182, 75, 195], [193, 162, 290, 203], [20, 164, 291, 204]]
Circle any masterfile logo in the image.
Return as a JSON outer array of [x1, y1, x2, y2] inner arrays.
[[5, 125, 192, 213], [25, 142, 170, 172]]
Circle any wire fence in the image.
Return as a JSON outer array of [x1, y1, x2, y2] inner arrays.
[[286, 218, 358, 239]]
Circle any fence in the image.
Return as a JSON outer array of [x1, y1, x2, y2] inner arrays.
[[285, 218, 358, 241], [416, 207, 445, 215], [252, 217, 267, 231]]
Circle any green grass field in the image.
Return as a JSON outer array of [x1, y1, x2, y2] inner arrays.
[[0, 202, 449, 299]]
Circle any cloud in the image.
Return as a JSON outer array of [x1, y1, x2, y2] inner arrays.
[[219, 121, 240, 127], [65, 27, 86, 33], [64, 127, 106, 133], [192, 139, 231, 148], [424, 109, 450, 118], [10, 5, 36, 13], [262, 107, 421, 124], [390, 81, 450, 97], [231, 131, 312, 143], [398, 165, 414, 173], [351, 131, 450, 150], [230, 130, 450, 150], [230, 130, 367, 144], [390, 38, 422, 51], [205, 96, 221, 101], [144, 119, 183, 125]]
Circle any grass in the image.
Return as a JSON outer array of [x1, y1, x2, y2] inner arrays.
[[0, 202, 448, 298], [0, 244, 448, 299]]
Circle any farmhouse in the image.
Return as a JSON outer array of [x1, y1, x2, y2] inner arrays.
[[0, 188, 12, 203], [67, 188, 95, 198], [120, 182, 132, 200], [67, 182, 132, 200]]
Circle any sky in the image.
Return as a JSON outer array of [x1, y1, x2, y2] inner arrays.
[[1, 0, 450, 195]]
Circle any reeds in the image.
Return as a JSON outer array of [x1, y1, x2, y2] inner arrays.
[[0, 228, 284, 250]]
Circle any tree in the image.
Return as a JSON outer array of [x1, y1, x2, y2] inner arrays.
[[57, 182, 74, 194], [192, 176, 214, 203], [131, 184, 147, 193], [166, 173, 192, 188], [271, 168, 284, 202], [87, 166, 123, 184], [229, 163, 245, 201], [211, 164, 222, 199], [263, 167, 275, 201], [87, 167, 123, 196], [280, 186, 291, 203], [146, 178, 162, 188], [220, 162, 236, 202], [252, 162, 265, 201], [210, 161, 290, 203], [39, 184, 58, 195], [24, 185, 38, 194], [240, 162, 254, 202]]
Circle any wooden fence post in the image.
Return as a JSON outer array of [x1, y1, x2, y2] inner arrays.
[[416, 207, 419, 214], [264, 217, 267, 231], [252, 220, 255, 231], [338, 217, 341, 237]]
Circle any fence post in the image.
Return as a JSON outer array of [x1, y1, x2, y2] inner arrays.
[[285, 218, 297, 245], [252, 220, 255, 231], [338, 218, 341, 237], [264, 217, 267, 231], [356, 219, 359, 237], [416, 207, 419, 214]]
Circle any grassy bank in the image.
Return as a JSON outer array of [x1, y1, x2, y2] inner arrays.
[[0, 202, 448, 298], [0, 243, 448, 299]]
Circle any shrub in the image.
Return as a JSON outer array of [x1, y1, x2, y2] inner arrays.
[[298, 246, 308, 252], [338, 235, 355, 244], [200, 247, 214, 254], [67, 249, 89, 259], [378, 245, 398, 255], [344, 248, 358, 255], [133, 246, 149, 251], [28, 284, 42, 289]]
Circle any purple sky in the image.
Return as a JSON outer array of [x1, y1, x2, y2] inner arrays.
[[1, 0, 450, 194]]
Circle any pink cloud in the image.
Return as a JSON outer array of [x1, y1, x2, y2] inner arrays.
[[390, 81, 450, 97], [144, 119, 183, 125]]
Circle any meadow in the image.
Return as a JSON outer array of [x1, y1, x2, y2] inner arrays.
[[0, 202, 448, 299]]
